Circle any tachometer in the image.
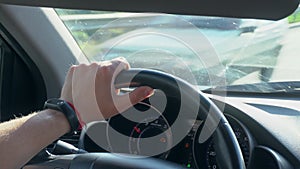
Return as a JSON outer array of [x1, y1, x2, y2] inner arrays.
[[129, 116, 173, 159]]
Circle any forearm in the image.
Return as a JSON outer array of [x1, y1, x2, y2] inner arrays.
[[0, 109, 70, 169]]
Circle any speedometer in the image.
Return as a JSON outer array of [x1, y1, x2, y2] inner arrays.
[[193, 115, 254, 169]]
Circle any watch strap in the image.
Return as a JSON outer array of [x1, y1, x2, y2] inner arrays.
[[44, 98, 79, 133]]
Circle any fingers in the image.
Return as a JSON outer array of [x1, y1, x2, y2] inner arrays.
[[60, 65, 76, 103], [96, 57, 129, 85], [95, 57, 133, 118], [95, 57, 154, 118], [72, 63, 103, 123], [95, 57, 130, 104], [109, 57, 130, 83], [68, 57, 154, 123]]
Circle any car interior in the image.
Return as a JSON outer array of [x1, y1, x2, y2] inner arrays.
[[0, 0, 300, 169]]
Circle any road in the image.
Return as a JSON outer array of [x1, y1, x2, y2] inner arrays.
[[68, 13, 300, 85], [270, 24, 300, 82]]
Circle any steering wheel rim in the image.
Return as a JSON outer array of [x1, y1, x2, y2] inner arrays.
[[115, 68, 245, 169], [79, 68, 245, 169], [26, 68, 246, 169]]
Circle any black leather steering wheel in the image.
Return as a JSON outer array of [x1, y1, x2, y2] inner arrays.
[[25, 69, 246, 169]]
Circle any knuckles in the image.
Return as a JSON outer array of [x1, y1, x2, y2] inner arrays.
[[71, 58, 129, 74], [98, 65, 112, 76]]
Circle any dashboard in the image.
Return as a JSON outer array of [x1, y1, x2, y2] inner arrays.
[[80, 111, 252, 169], [159, 114, 253, 169], [77, 92, 300, 169]]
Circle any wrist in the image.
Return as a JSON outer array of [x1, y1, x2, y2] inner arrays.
[[65, 101, 85, 128], [44, 109, 71, 135], [44, 98, 80, 133]]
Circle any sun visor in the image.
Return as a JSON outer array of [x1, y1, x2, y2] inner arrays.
[[0, 0, 299, 20]]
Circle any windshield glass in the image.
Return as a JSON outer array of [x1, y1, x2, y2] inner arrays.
[[56, 8, 300, 92]]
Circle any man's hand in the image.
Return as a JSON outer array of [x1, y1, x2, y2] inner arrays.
[[61, 57, 153, 124], [1, 58, 154, 169]]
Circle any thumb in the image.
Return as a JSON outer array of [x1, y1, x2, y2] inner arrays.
[[129, 86, 154, 105], [114, 86, 154, 114]]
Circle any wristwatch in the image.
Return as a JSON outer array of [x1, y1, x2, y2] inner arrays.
[[44, 98, 79, 133]]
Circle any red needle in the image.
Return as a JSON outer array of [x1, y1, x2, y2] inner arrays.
[[134, 126, 141, 134]]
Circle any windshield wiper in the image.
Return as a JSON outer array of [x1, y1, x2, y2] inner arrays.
[[203, 81, 300, 94]]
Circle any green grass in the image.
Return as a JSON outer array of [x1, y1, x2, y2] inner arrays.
[[288, 11, 300, 23]]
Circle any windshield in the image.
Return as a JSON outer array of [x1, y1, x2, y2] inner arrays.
[[56, 8, 300, 92]]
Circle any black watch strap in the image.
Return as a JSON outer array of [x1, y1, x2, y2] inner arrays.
[[44, 98, 79, 133]]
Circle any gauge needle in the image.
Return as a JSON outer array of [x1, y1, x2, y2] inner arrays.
[[134, 126, 141, 134]]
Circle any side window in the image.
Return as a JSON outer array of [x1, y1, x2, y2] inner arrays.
[[0, 26, 46, 122]]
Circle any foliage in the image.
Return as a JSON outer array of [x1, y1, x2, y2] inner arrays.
[[288, 8, 300, 23], [70, 31, 89, 47]]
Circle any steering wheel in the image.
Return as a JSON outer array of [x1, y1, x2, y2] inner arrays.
[[26, 69, 246, 169]]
